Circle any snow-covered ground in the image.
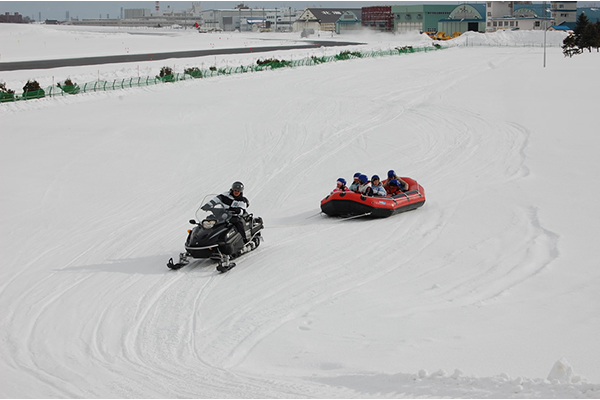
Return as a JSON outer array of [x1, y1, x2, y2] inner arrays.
[[1, 25, 599, 398]]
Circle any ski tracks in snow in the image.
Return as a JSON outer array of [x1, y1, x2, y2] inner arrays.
[[0, 46, 579, 397]]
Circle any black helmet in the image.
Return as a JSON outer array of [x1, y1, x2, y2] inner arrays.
[[231, 181, 244, 192]]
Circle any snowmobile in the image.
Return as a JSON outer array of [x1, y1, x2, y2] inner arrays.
[[167, 196, 264, 272]]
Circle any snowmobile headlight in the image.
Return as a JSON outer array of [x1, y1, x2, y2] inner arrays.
[[202, 220, 216, 229]]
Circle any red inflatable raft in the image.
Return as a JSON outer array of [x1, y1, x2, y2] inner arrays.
[[320, 177, 425, 218]]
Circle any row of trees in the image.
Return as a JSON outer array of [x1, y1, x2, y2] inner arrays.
[[562, 13, 600, 57]]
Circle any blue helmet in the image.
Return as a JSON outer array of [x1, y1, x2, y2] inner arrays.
[[358, 174, 369, 184], [388, 170, 396, 178], [371, 174, 380, 182], [337, 178, 346, 186], [389, 179, 400, 187], [353, 172, 361, 178]]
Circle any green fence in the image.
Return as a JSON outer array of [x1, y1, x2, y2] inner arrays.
[[1, 45, 444, 103]]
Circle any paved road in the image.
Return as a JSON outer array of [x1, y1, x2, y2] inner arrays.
[[0, 41, 363, 71]]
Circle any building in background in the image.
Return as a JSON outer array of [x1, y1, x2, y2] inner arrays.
[[485, 1, 553, 32], [66, 3, 202, 27], [124, 9, 152, 19], [362, 6, 393, 31], [0, 12, 24, 23], [293, 8, 359, 32], [335, 10, 362, 34], [551, 1, 577, 25], [438, 4, 486, 34], [200, 6, 297, 32], [393, 4, 456, 33]]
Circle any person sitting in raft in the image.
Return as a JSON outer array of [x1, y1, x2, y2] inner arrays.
[[370, 175, 387, 197], [349, 172, 361, 192], [383, 170, 409, 192], [386, 179, 403, 196], [331, 178, 349, 194], [357, 174, 373, 196]]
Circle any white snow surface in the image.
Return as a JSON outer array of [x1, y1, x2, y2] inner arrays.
[[1, 25, 599, 398]]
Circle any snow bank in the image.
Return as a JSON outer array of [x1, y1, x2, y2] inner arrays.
[[316, 363, 599, 398], [448, 29, 568, 47]]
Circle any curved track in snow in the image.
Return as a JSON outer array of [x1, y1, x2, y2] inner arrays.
[[1, 44, 599, 398]]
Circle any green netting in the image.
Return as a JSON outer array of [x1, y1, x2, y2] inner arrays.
[[1, 45, 445, 103]]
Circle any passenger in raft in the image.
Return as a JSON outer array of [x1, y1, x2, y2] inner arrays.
[[349, 172, 361, 192], [370, 175, 387, 197], [331, 178, 349, 194], [383, 170, 409, 192], [386, 179, 403, 196], [357, 174, 373, 196]]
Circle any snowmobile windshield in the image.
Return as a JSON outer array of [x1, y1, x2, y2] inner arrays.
[[196, 194, 233, 224]]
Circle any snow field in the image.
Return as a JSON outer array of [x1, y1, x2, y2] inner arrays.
[[1, 25, 599, 398]]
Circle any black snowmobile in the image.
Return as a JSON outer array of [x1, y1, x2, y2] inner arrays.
[[167, 197, 264, 273]]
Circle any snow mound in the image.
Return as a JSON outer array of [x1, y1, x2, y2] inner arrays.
[[448, 29, 569, 47], [548, 358, 584, 384], [316, 363, 600, 398]]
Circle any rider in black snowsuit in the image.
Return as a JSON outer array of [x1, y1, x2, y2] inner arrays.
[[202, 181, 250, 243]]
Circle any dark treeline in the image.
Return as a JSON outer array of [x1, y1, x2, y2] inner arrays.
[[562, 13, 600, 57]]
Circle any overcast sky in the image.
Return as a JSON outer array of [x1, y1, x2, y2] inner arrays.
[[2, 1, 599, 21]]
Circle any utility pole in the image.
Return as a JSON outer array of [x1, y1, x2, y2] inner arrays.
[[543, 0, 548, 68]]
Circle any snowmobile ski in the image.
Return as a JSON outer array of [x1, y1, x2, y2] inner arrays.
[[167, 252, 190, 270], [216, 262, 236, 273]]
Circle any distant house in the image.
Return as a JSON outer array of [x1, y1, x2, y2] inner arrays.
[[293, 8, 360, 32], [335, 10, 362, 33]]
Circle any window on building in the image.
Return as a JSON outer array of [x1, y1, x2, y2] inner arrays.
[[535, 21, 540, 27], [510, 21, 514, 26], [516, 21, 518, 26], [487, 2, 492, 7], [487, 21, 491, 26], [487, 12, 492, 17], [417, 13, 422, 19], [493, 21, 497, 26], [504, 21, 508, 26]]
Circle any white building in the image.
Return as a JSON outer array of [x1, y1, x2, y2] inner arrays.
[[551, 1, 577, 25], [124, 9, 151, 19], [199, 7, 297, 32], [485, 1, 553, 32]]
